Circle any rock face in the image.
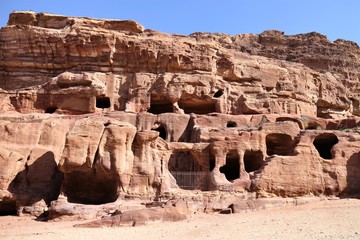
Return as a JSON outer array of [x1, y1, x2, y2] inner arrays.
[[1, 11, 360, 222]]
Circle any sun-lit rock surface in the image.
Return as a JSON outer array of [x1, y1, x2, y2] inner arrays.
[[1, 11, 360, 224]]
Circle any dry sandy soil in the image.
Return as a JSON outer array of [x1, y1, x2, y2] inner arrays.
[[0, 198, 359, 240]]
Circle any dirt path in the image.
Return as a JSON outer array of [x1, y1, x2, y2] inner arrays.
[[1, 198, 359, 240]]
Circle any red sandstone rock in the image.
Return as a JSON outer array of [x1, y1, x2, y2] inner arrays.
[[0, 12, 360, 223]]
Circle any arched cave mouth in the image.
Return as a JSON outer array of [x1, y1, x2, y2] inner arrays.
[[0, 201, 17, 216], [152, 124, 167, 140], [266, 133, 298, 156], [220, 150, 240, 181], [244, 150, 264, 173], [148, 96, 173, 114], [63, 171, 119, 205], [313, 133, 339, 159], [226, 121, 237, 128], [178, 98, 216, 114], [96, 96, 111, 109]]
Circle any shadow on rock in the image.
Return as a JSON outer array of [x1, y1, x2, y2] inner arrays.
[[8, 151, 63, 215], [340, 152, 360, 198]]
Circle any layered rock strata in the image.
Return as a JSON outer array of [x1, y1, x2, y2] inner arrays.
[[0, 11, 360, 222]]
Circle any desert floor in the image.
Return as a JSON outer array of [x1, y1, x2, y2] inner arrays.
[[0, 198, 359, 240]]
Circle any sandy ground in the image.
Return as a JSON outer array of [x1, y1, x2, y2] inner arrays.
[[0, 198, 359, 240]]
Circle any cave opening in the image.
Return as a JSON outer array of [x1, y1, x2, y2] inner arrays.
[[169, 151, 202, 190], [178, 98, 216, 114], [152, 124, 167, 140], [0, 201, 17, 216], [313, 133, 339, 159], [148, 96, 173, 114], [213, 89, 224, 98], [63, 171, 119, 205], [45, 106, 57, 114], [168, 151, 200, 172], [266, 133, 298, 156], [96, 96, 111, 109], [226, 121, 237, 128], [244, 150, 264, 173], [220, 150, 240, 181]]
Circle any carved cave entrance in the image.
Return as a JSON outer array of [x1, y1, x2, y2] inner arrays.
[[178, 98, 216, 114], [244, 150, 263, 173], [148, 96, 173, 114], [152, 124, 167, 140], [226, 121, 237, 128], [266, 133, 298, 156], [63, 171, 119, 205], [96, 96, 111, 109], [313, 133, 339, 159], [220, 150, 240, 181], [45, 106, 58, 114], [169, 151, 204, 190]]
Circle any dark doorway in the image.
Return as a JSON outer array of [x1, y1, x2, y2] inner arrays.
[[96, 96, 111, 108], [226, 121, 237, 128], [169, 151, 203, 190], [178, 98, 216, 114], [244, 150, 263, 172], [313, 133, 338, 159], [152, 124, 167, 140], [266, 133, 298, 156], [148, 96, 173, 114], [220, 150, 240, 181], [45, 106, 57, 114]]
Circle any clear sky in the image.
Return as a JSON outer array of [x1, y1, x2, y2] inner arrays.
[[1, 1, 360, 44]]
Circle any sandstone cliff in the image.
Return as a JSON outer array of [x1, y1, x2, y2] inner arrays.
[[0, 11, 360, 221]]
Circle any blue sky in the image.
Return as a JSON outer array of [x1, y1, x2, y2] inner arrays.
[[1, 1, 359, 44]]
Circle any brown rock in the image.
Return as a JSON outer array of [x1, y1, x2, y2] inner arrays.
[[75, 200, 189, 227], [1, 12, 360, 225]]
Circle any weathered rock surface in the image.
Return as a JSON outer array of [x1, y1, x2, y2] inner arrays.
[[1, 11, 360, 224], [74, 200, 189, 227]]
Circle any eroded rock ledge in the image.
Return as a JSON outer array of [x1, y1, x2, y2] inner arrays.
[[1, 11, 360, 225]]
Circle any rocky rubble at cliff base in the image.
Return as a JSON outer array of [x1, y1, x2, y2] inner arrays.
[[1, 11, 360, 226]]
